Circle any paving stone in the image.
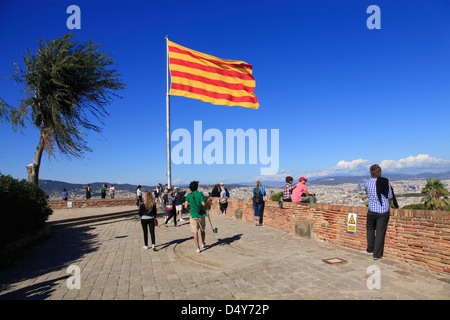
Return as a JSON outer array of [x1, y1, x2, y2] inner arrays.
[[0, 206, 449, 302]]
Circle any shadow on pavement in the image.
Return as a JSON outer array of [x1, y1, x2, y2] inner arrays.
[[203, 233, 243, 251], [0, 225, 99, 300]]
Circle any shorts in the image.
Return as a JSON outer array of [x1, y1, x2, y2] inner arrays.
[[190, 217, 206, 233], [176, 204, 182, 211], [219, 201, 228, 208]]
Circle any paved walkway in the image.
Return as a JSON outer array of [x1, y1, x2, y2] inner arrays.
[[0, 205, 449, 301]]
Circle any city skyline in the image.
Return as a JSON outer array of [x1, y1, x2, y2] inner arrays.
[[1, 1, 450, 186], [44, 176, 450, 211]]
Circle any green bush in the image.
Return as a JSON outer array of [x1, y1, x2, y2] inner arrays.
[[0, 174, 53, 248], [270, 191, 284, 202], [401, 203, 449, 211], [401, 203, 428, 210]]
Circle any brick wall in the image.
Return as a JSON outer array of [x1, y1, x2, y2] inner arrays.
[[49, 198, 136, 210], [209, 198, 450, 274]]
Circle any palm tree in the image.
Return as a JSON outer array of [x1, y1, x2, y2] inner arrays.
[[0, 33, 125, 185], [421, 179, 450, 210]]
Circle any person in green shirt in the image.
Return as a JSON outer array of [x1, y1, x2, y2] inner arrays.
[[184, 181, 207, 253], [100, 184, 107, 199]]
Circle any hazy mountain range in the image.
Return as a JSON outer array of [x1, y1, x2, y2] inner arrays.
[[244, 171, 450, 187], [39, 171, 450, 195]]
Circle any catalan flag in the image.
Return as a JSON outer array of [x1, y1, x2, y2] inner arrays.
[[167, 40, 259, 109]]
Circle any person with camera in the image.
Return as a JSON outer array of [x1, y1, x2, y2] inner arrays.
[[184, 181, 207, 253]]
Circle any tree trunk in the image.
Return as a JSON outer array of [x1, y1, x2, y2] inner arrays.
[[27, 130, 45, 186]]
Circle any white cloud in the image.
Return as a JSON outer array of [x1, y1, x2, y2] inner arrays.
[[380, 154, 450, 173], [305, 154, 450, 178], [335, 159, 371, 173], [244, 154, 450, 183], [306, 159, 371, 178]]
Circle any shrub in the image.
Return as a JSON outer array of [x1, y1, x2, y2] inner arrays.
[[401, 203, 428, 210], [0, 174, 53, 248], [270, 191, 284, 202]]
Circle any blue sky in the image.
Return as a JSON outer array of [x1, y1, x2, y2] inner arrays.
[[1, 0, 449, 186]]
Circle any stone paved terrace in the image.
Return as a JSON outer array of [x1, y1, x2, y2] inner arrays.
[[0, 205, 449, 307]]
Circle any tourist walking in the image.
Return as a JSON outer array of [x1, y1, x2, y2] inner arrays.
[[100, 184, 107, 199], [136, 185, 143, 206], [138, 190, 158, 251], [155, 184, 161, 204], [364, 164, 397, 260], [174, 187, 186, 222], [211, 184, 220, 197], [184, 181, 207, 253], [85, 184, 92, 200], [163, 188, 177, 227], [109, 185, 115, 198], [219, 183, 228, 216], [158, 183, 164, 204], [252, 181, 267, 226]]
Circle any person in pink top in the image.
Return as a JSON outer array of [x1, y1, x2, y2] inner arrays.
[[292, 177, 316, 203]]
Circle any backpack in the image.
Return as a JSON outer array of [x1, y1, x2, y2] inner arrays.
[[253, 188, 263, 204]]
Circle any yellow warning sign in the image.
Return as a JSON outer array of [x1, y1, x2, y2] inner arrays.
[[347, 212, 357, 234], [348, 215, 355, 224]]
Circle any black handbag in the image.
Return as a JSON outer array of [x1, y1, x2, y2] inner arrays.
[[191, 192, 206, 215]]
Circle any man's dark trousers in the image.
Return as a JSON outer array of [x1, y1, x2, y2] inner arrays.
[[366, 210, 390, 259]]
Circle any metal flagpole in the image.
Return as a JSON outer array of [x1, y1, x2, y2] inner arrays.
[[165, 35, 172, 189]]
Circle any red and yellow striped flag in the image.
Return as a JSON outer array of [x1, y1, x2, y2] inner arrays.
[[168, 40, 259, 109]]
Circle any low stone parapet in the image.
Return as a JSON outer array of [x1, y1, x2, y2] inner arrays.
[[49, 198, 136, 210], [208, 197, 450, 274]]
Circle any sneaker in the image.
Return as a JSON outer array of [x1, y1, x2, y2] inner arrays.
[[143, 246, 149, 249], [196, 249, 200, 253], [202, 242, 206, 248], [180, 219, 186, 222]]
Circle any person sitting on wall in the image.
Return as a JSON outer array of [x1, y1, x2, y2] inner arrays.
[[292, 177, 316, 203], [283, 176, 295, 202]]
